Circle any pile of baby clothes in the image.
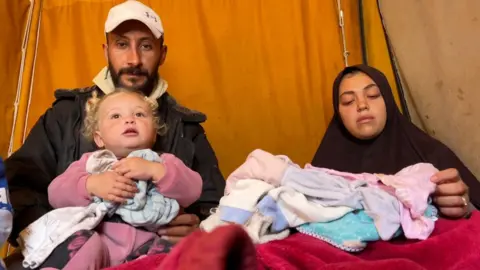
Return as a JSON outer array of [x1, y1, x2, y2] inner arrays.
[[200, 149, 438, 251]]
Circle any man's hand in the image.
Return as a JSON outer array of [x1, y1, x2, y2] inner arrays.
[[431, 168, 470, 219], [157, 213, 200, 244], [86, 171, 138, 203], [112, 157, 165, 181]]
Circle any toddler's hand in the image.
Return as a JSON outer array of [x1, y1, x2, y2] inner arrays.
[[112, 157, 165, 181], [86, 171, 138, 203]]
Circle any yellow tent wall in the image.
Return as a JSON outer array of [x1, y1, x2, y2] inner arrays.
[[0, 0, 31, 159], [1, 0, 369, 176]]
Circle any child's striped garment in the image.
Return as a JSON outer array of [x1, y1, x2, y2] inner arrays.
[[0, 158, 13, 270]]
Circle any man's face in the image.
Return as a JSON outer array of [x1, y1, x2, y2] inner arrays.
[[104, 20, 167, 95]]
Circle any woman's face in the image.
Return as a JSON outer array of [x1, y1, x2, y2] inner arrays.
[[338, 71, 387, 140]]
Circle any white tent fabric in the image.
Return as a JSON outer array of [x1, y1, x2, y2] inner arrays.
[[379, 0, 480, 179]]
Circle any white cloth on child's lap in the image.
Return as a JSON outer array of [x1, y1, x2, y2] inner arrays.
[[18, 203, 108, 269]]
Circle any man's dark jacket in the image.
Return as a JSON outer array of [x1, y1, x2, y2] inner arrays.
[[5, 86, 225, 246]]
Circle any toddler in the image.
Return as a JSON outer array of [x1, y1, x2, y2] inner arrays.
[[18, 90, 202, 269]]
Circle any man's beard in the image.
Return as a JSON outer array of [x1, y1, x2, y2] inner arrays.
[[108, 61, 160, 96]]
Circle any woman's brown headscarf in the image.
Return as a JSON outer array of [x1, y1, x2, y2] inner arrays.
[[311, 64, 480, 207]]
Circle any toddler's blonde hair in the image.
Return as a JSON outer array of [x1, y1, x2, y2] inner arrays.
[[82, 89, 166, 142]]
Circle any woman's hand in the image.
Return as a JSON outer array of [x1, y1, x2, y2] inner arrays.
[[431, 168, 470, 219]]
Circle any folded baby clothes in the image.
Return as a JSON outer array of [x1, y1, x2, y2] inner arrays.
[[297, 204, 438, 252], [200, 178, 353, 244]]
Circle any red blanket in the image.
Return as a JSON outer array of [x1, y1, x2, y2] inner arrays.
[[105, 224, 257, 270], [107, 211, 480, 270]]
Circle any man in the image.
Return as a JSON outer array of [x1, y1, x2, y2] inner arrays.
[[5, 0, 224, 259]]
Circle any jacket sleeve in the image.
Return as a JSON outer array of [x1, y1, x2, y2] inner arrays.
[[156, 153, 202, 208], [48, 153, 92, 208], [185, 126, 225, 221], [5, 98, 74, 246]]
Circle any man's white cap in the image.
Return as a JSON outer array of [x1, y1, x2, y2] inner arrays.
[[105, 0, 164, 39]]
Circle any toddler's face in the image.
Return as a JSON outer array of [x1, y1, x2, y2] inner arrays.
[[94, 92, 157, 157]]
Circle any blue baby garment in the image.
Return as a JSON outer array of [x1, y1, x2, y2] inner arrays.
[[297, 204, 438, 252]]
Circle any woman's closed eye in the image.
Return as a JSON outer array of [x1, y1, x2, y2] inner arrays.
[[367, 94, 381, 99], [365, 87, 381, 99], [340, 92, 355, 106], [340, 96, 355, 106]]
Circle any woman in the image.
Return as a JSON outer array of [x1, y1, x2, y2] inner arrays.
[[312, 64, 479, 219]]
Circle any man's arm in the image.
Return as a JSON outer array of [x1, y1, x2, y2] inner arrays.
[[5, 99, 70, 246], [185, 126, 225, 221]]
